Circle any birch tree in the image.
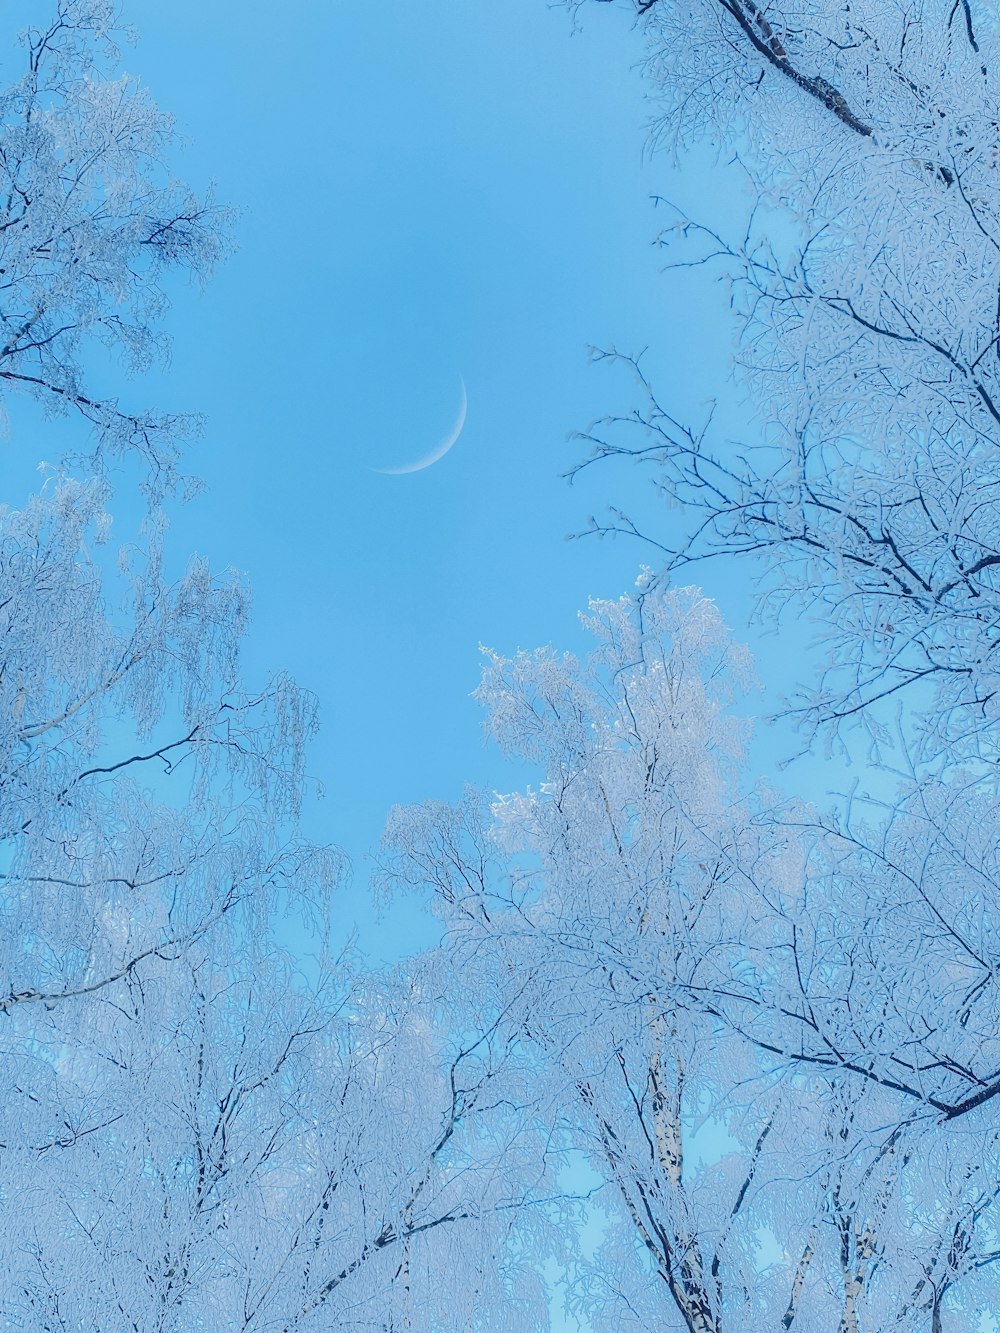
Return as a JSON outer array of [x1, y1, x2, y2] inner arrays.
[[591, 5, 1000, 1325], [374, 0, 1000, 1322], [0, 0, 225, 493], [0, 5, 558, 1326], [3, 924, 554, 1331], [383, 586, 1000, 1330], [0, 472, 550, 1327], [571, 0, 1000, 763]]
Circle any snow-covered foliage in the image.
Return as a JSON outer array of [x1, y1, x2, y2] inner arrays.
[[575, 0, 1000, 767], [0, 8, 555, 1328], [386, 586, 1000, 1330], [0, 0, 226, 494]]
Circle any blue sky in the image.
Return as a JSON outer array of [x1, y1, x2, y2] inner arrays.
[[24, 0, 841, 958]]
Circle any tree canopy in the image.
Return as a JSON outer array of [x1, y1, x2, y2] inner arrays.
[[4, 0, 1000, 1329], [380, 0, 1000, 1327], [0, 7, 553, 1328]]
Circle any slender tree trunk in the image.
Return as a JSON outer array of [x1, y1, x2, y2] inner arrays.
[[931, 1289, 944, 1333], [781, 1238, 815, 1329]]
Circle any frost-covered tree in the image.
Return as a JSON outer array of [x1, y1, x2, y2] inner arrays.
[[555, 2, 1000, 1321], [564, 0, 1000, 1114], [383, 586, 1000, 1331], [375, 1, 1000, 1325], [0, 471, 554, 1329], [0, 0, 225, 493], [572, 0, 1000, 765], [0, 6, 559, 1327]]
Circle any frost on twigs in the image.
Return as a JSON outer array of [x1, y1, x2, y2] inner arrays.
[[0, 1, 229, 499], [572, 0, 1000, 766], [0, 471, 550, 1330], [0, 6, 561, 1329], [385, 581, 1000, 1329]]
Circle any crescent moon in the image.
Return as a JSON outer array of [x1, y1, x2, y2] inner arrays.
[[371, 378, 467, 475]]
